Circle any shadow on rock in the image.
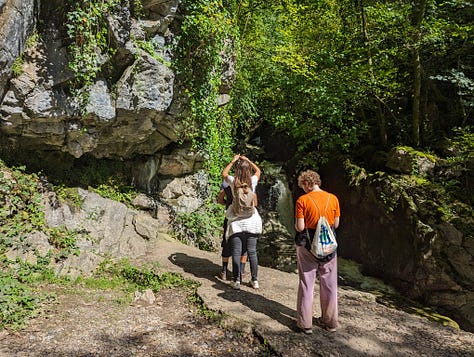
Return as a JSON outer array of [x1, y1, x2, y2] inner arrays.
[[216, 287, 298, 332], [168, 252, 222, 281]]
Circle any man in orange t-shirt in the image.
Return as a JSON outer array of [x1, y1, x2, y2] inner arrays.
[[294, 170, 340, 334]]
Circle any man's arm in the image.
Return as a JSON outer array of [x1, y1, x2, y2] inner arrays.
[[295, 217, 305, 232]]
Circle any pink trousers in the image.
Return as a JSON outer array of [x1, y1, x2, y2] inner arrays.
[[296, 246, 338, 329]]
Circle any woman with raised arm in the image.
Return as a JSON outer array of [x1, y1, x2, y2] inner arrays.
[[222, 154, 262, 290]]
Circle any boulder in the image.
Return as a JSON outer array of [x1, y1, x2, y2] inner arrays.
[[42, 188, 170, 277], [386, 146, 436, 176], [329, 160, 474, 332]]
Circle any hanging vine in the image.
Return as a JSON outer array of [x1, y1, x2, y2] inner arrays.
[[173, 0, 239, 184], [65, 0, 122, 88]]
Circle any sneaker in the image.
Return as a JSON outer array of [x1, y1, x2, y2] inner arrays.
[[233, 281, 241, 290], [296, 322, 312, 335], [251, 280, 259, 289], [325, 326, 337, 332]]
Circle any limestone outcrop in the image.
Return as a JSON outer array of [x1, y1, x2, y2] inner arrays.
[[328, 150, 474, 332], [1, 0, 177, 159], [0, 0, 210, 191]]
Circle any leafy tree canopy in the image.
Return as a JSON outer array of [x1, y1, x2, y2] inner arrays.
[[231, 0, 473, 165]]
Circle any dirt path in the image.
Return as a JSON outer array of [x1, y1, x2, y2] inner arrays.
[[1, 234, 473, 356], [144, 235, 474, 356]]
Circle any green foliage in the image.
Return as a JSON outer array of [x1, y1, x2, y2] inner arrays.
[[432, 69, 474, 118], [120, 263, 196, 292], [232, 0, 473, 163], [113, 260, 219, 321], [86, 258, 197, 292], [0, 272, 44, 330], [233, 0, 367, 165], [173, 0, 238, 182], [187, 289, 221, 322], [134, 38, 171, 66], [46, 226, 80, 258], [11, 30, 39, 77], [0, 255, 61, 330], [131, 0, 144, 19], [0, 161, 82, 261], [11, 57, 25, 77], [65, 0, 121, 87], [1, 253, 57, 288], [440, 127, 474, 205], [71, 159, 128, 186], [397, 146, 437, 163], [345, 150, 473, 234], [446, 127, 474, 159], [0, 164, 45, 243], [0, 161, 79, 329], [55, 186, 84, 208], [92, 179, 137, 206], [53, 159, 138, 206], [25, 30, 40, 48], [173, 201, 225, 251], [84, 259, 220, 320]]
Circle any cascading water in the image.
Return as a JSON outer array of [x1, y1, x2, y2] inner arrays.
[[266, 178, 295, 235], [257, 164, 297, 272], [132, 156, 159, 194]]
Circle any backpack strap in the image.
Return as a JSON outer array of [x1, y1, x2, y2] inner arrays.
[[306, 195, 320, 239], [307, 193, 331, 221], [323, 193, 330, 216], [307, 194, 321, 217]]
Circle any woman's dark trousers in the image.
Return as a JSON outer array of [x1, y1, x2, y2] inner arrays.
[[230, 233, 258, 282]]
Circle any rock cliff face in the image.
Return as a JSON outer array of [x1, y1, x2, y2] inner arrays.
[[0, 0, 37, 100], [0, 0, 203, 186], [323, 150, 473, 333]]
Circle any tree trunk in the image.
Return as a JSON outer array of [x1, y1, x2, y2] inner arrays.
[[413, 48, 422, 146], [359, 0, 387, 146], [411, 0, 427, 147]]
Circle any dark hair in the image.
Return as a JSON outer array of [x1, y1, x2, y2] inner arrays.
[[233, 158, 252, 190]]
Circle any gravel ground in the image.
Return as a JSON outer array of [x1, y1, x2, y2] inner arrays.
[[0, 286, 276, 356], [1, 236, 473, 357]]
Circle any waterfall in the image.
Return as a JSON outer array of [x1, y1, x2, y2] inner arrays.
[[267, 178, 295, 235], [143, 157, 158, 194], [132, 156, 158, 194], [255, 163, 298, 272]]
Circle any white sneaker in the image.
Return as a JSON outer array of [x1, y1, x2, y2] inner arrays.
[[251, 280, 259, 289], [233, 281, 241, 290]]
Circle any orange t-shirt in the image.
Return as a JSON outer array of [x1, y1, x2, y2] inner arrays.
[[295, 191, 340, 229]]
